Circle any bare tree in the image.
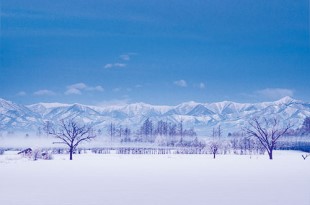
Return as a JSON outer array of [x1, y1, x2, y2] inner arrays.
[[178, 119, 184, 142], [108, 123, 116, 142], [47, 119, 96, 160], [123, 127, 131, 142], [140, 118, 153, 142], [209, 141, 220, 159], [217, 125, 222, 138], [212, 125, 222, 138], [244, 118, 292, 160], [43, 120, 53, 137], [208, 125, 222, 159], [117, 125, 123, 138]]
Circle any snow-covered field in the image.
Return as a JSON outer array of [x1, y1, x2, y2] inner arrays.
[[0, 151, 309, 205]]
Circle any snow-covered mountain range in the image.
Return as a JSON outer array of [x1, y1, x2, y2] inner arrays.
[[0, 96, 309, 135]]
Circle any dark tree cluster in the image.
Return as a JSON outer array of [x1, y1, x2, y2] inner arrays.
[[104, 119, 197, 145], [107, 123, 132, 142], [137, 119, 197, 143], [229, 136, 266, 155]]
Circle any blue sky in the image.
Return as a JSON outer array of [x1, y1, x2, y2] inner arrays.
[[1, 0, 309, 105]]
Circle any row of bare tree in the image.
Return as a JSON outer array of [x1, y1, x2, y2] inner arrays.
[[203, 118, 292, 160], [106, 119, 197, 143], [37, 117, 294, 160]]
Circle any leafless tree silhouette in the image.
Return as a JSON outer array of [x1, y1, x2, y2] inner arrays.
[[47, 119, 96, 160], [209, 125, 222, 159], [244, 118, 292, 160]]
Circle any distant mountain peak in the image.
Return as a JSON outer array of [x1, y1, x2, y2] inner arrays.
[[275, 96, 299, 104], [30, 102, 70, 109]]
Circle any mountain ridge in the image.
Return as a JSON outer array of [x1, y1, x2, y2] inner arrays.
[[0, 97, 309, 135]]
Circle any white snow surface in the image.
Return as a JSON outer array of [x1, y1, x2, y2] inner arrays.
[[0, 151, 309, 205]]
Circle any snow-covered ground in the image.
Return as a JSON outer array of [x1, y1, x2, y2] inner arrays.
[[0, 151, 309, 205]]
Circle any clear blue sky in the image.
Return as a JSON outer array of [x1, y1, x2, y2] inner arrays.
[[1, 0, 309, 105]]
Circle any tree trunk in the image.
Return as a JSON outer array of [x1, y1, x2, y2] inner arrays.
[[268, 150, 273, 160], [69, 148, 73, 160], [213, 152, 216, 159]]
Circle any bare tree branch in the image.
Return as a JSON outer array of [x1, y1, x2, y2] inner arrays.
[[46, 119, 96, 160], [243, 117, 292, 160]]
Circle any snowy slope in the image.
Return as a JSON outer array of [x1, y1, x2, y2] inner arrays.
[[0, 97, 309, 133], [0, 98, 42, 131]]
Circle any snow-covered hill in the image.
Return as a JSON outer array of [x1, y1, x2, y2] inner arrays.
[[0, 97, 309, 134]]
